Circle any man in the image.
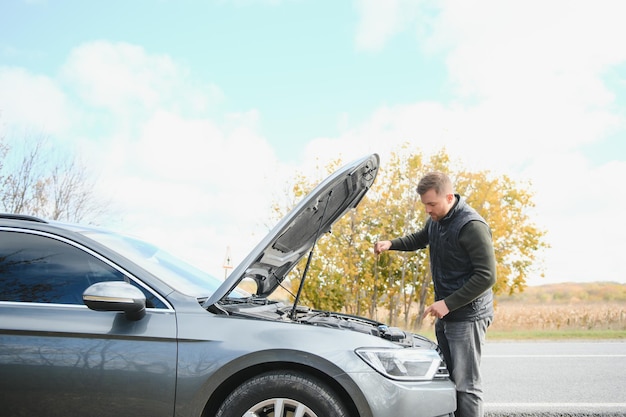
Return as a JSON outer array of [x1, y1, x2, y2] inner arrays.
[[374, 171, 496, 417]]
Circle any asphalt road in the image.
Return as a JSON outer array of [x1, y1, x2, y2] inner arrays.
[[481, 340, 626, 417]]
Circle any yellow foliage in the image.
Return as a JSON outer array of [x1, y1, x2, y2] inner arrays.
[[271, 146, 548, 326]]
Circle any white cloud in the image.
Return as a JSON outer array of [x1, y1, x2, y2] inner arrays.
[[523, 154, 626, 284], [354, 0, 423, 51], [60, 41, 224, 117], [0, 67, 72, 134], [1, 41, 280, 278], [344, 0, 626, 285]]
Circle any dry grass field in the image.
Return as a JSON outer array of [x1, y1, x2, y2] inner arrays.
[[381, 282, 626, 339], [490, 302, 626, 332], [488, 282, 626, 338]]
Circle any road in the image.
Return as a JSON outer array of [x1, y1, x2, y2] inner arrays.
[[482, 341, 626, 416]]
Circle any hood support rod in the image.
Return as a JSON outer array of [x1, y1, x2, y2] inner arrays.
[[289, 190, 333, 321]]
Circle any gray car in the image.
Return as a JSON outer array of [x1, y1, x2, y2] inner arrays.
[[0, 153, 456, 417]]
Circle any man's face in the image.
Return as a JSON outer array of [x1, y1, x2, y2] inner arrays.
[[420, 189, 454, 222]]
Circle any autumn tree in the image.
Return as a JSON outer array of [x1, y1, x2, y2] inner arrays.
[[0, 135, 106, 223], [272, 147, 548, 331], [453, 170, 546, 295]]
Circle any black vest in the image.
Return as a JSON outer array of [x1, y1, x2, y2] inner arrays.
[[428, 195, 494, 321]]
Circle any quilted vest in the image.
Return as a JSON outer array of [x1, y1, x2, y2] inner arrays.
[[428, 196, 494, 321]]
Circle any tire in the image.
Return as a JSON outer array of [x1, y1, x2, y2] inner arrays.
[[215, 370, 350, 417]]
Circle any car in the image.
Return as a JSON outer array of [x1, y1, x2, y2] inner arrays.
[[0, 153, 456, 417]]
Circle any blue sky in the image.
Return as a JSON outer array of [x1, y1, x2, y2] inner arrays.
[[2, 0, 449, 160], [1, 0, 625, 286]]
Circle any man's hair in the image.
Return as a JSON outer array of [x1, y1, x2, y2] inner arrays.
[[416, 171, 453, 196]]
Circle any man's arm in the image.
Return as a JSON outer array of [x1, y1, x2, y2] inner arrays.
[[388, 220, 430, 251]]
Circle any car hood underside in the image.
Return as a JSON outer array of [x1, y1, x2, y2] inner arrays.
[[204, 154, 379, 307]]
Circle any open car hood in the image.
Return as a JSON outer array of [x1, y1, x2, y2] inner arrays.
[[204, 153, 379, 307]]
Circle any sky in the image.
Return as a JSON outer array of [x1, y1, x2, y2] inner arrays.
[[1, 0, 625, 287]]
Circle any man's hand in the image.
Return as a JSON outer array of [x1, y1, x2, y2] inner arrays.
[[423, 300, 450, 319], [374, 240, 392, 255]]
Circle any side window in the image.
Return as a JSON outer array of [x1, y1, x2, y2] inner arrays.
[[0, 231, 165, 308]]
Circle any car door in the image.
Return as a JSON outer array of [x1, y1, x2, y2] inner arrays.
[[0, 229, 178, 417]]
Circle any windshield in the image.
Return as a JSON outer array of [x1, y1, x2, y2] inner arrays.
[[82, 229, 239, 298]]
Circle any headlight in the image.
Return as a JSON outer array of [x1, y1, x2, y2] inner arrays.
[[355, 347, 442, 381]]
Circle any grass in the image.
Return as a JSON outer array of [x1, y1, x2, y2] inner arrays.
[[416, 324, 626, 342], [485, 329, 626, 341]]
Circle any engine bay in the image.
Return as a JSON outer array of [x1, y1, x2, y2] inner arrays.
[[217, 296, 417, 347]]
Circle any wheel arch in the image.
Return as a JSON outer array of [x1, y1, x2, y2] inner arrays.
[[201, 349, 373, 417]]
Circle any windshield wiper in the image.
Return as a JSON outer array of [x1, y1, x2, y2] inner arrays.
[[289, 190, 333, 320]]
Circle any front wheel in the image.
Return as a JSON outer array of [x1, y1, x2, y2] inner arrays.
[[215, 370, 350, 417]]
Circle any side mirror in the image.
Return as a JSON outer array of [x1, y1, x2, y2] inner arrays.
[[83, 281, 147, 321]]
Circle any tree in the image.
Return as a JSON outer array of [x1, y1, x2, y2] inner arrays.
[[272, 146, 548, 331], [453, 169, 547, 295], [0, 135, 106, 223]]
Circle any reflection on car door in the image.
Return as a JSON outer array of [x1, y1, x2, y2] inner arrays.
[[1, 304, 177, 416], [0, 230, 177, 417]]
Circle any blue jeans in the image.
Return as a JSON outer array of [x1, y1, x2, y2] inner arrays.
[[436, 317, 492, 417]]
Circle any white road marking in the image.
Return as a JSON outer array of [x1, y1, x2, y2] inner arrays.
[[486, 403, 626, 407], [484, 354, 626, 358]]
